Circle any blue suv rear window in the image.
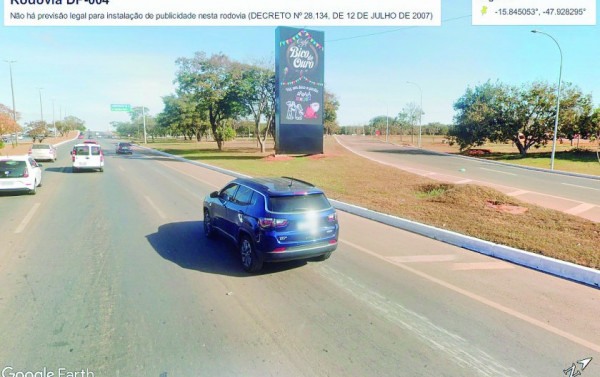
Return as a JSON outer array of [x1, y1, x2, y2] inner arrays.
[[268, 194, 330, 213]]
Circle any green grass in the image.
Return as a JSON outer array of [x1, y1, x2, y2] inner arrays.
[[480, 149, 600, 176], [148, 137, 600, 270]]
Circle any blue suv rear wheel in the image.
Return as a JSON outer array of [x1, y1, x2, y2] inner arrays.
[[240, 235, 263, 273]]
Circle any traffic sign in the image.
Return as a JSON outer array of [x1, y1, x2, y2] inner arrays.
[[111, 104, 131, 112]]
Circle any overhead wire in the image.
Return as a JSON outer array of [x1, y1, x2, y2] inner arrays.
[[325, 15, 472, 43]]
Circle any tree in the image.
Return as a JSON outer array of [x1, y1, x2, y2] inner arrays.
[[557, 85, 594, 147], [0, 113, 19, 137], [369, 115, 394, 134], [450, 81, 507, 150], [402, 102, 422, 144], [0, 103, 21, 138], [26, 121, 49, 142], [64, 116, 86, 134], [591, 107, 600, 141], [112, 121, 137, 138], [175, 52, 246, 150], [323, 91, 340, 135], [129, 106, 150, 139], [235, 63, 273, 152], [451, 81, 595, 156], [156, 94, 209, 141]]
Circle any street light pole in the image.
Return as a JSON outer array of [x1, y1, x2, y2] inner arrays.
[[406, 81, 423, 148], [38, 87, 44, 122], [531, 30, 563, 170], [386, 106, 389, 143], [4, 60, 18, 145], [142, 105, 147, 144], [52, 98, 56, 137]]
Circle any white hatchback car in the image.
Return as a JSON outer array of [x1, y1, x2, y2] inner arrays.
[[0, 156, 43, 195], [72, 143, 104, 172], [29, 143, 57, 162]]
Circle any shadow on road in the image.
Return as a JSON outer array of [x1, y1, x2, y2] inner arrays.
[[43, 167, 70, 174], [146, 221, 307, 277], [370, 148, 449, 156]]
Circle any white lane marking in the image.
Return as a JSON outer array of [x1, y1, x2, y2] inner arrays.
[[150, 166, 203, 200], [565, 203, 596, 215], [562, 183, 600, 192], [388, 255, 456, 263], [452, 262, 514, 271], [320, 265, 518, 376], [144, 196, 167, 220], [479, 167, 517, 176], [506, 189, 529, 197], [157, 161, 221, 189], [339, 238, 600, 354], [15, 203, 41, 234], [455, 179, 473, 184]]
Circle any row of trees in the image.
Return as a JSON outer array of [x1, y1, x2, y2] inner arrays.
[[0, 102, 86, 147], [149, 52, 340, 152], [361, 103, 449, 141], [449, 80, 600, 155]]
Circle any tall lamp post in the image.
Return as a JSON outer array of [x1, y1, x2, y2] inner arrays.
[[386, 105, 389, 143], [531, 30, 562, 170], [52, 98, 56, 137], [406, 81, 423, 148], [38, 87, 44, 122], [142, 105, 147, 144], [4, 60, 18, 145]]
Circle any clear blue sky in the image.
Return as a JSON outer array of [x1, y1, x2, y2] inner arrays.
[[1, 0, 598, 131]]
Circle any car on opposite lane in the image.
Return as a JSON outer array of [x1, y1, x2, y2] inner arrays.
[[116, 142, 133, 155], [0, 156, 43, 195], [203, 177, 339, 272]]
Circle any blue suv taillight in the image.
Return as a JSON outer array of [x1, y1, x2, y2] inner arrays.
[[258, 218, 289, 229]]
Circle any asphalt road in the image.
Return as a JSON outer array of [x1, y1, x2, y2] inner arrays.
[[336, 135, 600, 222], [0, 139, 599, 377]]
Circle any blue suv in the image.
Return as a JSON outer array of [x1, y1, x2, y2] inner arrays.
[[203, 177, 339, 272]]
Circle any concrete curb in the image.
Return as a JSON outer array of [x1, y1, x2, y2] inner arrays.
[[330, 199, 599, 289], [139, 144, 600, 289]]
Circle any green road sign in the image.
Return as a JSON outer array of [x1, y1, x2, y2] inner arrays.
[[111, 104, 131, 112]]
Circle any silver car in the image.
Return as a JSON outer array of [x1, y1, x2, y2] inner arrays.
[[29, 143, 57, 162]]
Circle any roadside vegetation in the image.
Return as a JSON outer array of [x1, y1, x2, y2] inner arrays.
[[149, 137, 600, 270]]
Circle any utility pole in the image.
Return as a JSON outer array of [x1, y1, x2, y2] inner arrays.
[[4, 60, 18, 145]]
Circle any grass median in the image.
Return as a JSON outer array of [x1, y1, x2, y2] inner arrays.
[[149, 137, 600, 270]]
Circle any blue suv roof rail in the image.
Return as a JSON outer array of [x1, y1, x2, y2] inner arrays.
[[280, 176, 315, 187]]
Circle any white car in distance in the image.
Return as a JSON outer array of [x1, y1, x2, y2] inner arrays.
[[29, 143, 58, 162]]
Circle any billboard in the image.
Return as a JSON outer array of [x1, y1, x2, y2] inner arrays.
[[275, 27, 324, 154]]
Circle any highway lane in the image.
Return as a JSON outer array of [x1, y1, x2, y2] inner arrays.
[[0, 139, 598, 376], [336, 135, 600, 222]]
